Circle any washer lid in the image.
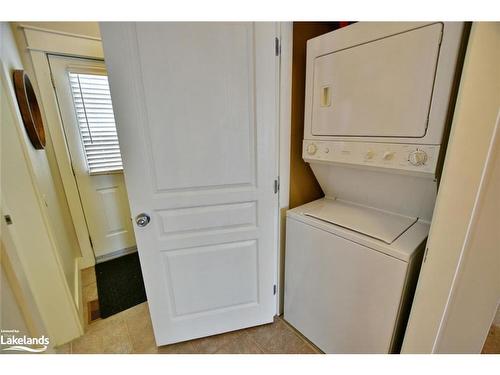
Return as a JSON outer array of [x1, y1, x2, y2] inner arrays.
[[303, 199, 418, 244]]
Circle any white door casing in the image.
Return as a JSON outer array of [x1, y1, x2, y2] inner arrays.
[[49, 56, 136, 259], [100, 22, 279, 345]]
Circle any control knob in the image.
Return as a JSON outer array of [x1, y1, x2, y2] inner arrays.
[[306, 143, 318, 155], [364, 150, 375, 160], [408, 150, 428, 166], [383, 151, 395, 160]]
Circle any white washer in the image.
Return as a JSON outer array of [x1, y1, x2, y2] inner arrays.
[[284, 22, 466, 353], [285, 198, 427, 353]]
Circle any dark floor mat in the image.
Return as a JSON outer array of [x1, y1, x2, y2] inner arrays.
[[95, 251, 147, 318]]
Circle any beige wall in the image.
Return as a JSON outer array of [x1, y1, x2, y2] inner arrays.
[[0, 267, 31, 341], [2, 23, 81, 296], [402, 22, 500, 353], [1, 21, 83, 344]]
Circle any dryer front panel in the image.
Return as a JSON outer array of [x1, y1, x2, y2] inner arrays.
[[311, 23, 442, 138]]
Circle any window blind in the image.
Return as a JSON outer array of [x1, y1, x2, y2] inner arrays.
[[69, 72, 123, 174]]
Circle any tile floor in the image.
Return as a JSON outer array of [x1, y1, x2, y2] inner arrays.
[[56, 266, 500, 354], [482, 325, 500, 354], [55, 267, 320, 354]]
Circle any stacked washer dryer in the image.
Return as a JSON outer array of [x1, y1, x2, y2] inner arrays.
[[284, 22, 466, 353]]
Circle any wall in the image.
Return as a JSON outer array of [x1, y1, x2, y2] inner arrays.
[[2, 23, 81, 298], [1, 268, 31, 340], [1, 21, 82, 344], [402, 22, 500, 353], [288, 22, 341, 209]]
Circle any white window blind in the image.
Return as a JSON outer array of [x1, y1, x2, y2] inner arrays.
[[69, 72, 123, 174]]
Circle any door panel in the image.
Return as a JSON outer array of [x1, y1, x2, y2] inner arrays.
[[49, 56, 136, 259], [100, 22, 278, 345], [136, 23, 256, 191]]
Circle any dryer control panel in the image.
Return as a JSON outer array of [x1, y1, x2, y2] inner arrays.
[[303, 140, 440, 175]]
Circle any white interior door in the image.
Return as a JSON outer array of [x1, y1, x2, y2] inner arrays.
[[49, 56, 136, 259], [100, 22, 279, 345]]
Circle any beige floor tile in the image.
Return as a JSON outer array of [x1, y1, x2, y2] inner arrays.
[[54, 343, 71, 354], [157, 341, 198, 354], [191, 330, 243, 354], [244, 317, 288, 348], [122, 303, 157, 353], [482, 325, 500, 354], [215, 334, 264, 354], [71, 330, 103, 354], [244, 318, 318, 354], [70, 271, 318, 355], [121, 302, 149, 321], [81, 267, 96, 287], [72, 315, 132, 354]]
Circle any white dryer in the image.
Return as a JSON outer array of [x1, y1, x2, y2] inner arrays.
[[284, 22, 466, 353]]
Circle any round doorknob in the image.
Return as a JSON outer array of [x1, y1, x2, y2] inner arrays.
[[135, 213, 151, 227]]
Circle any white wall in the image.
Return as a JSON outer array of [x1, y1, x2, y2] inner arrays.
[[402, 22, 500, 353]]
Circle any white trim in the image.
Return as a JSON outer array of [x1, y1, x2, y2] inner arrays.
[[18, 24, 102, 41], [432, 110, 500, 351], [74, 257, 84, 325], [276, 22, 293, 315], [17, 25, 105, 269], [19, 25, 103, 58], [29, 51, 96, 269], [279, 22, 292, 211]]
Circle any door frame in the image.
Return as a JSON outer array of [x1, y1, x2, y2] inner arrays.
[[17, 24, 106, 269]]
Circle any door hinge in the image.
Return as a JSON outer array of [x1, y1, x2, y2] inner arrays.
[[423, 247, 429, 263], [88, 235, 94, 249], [275, 37, 281, 57], [273, 284, 277, 295], [274, 177, 280, 194], [4, 215, 13, 225]]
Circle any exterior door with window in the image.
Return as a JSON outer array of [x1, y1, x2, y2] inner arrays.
[[100, 22, 278, 345], [49, 55, 136, 259]]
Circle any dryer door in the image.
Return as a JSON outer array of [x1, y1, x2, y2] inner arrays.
[[311, 23, 443, 138]]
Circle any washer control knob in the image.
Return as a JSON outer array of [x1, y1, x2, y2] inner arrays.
[[383, 151, 395, 160], [306, 143, 318, 155], [365, 150, 375, 160], [409, 150, 428, 166]]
